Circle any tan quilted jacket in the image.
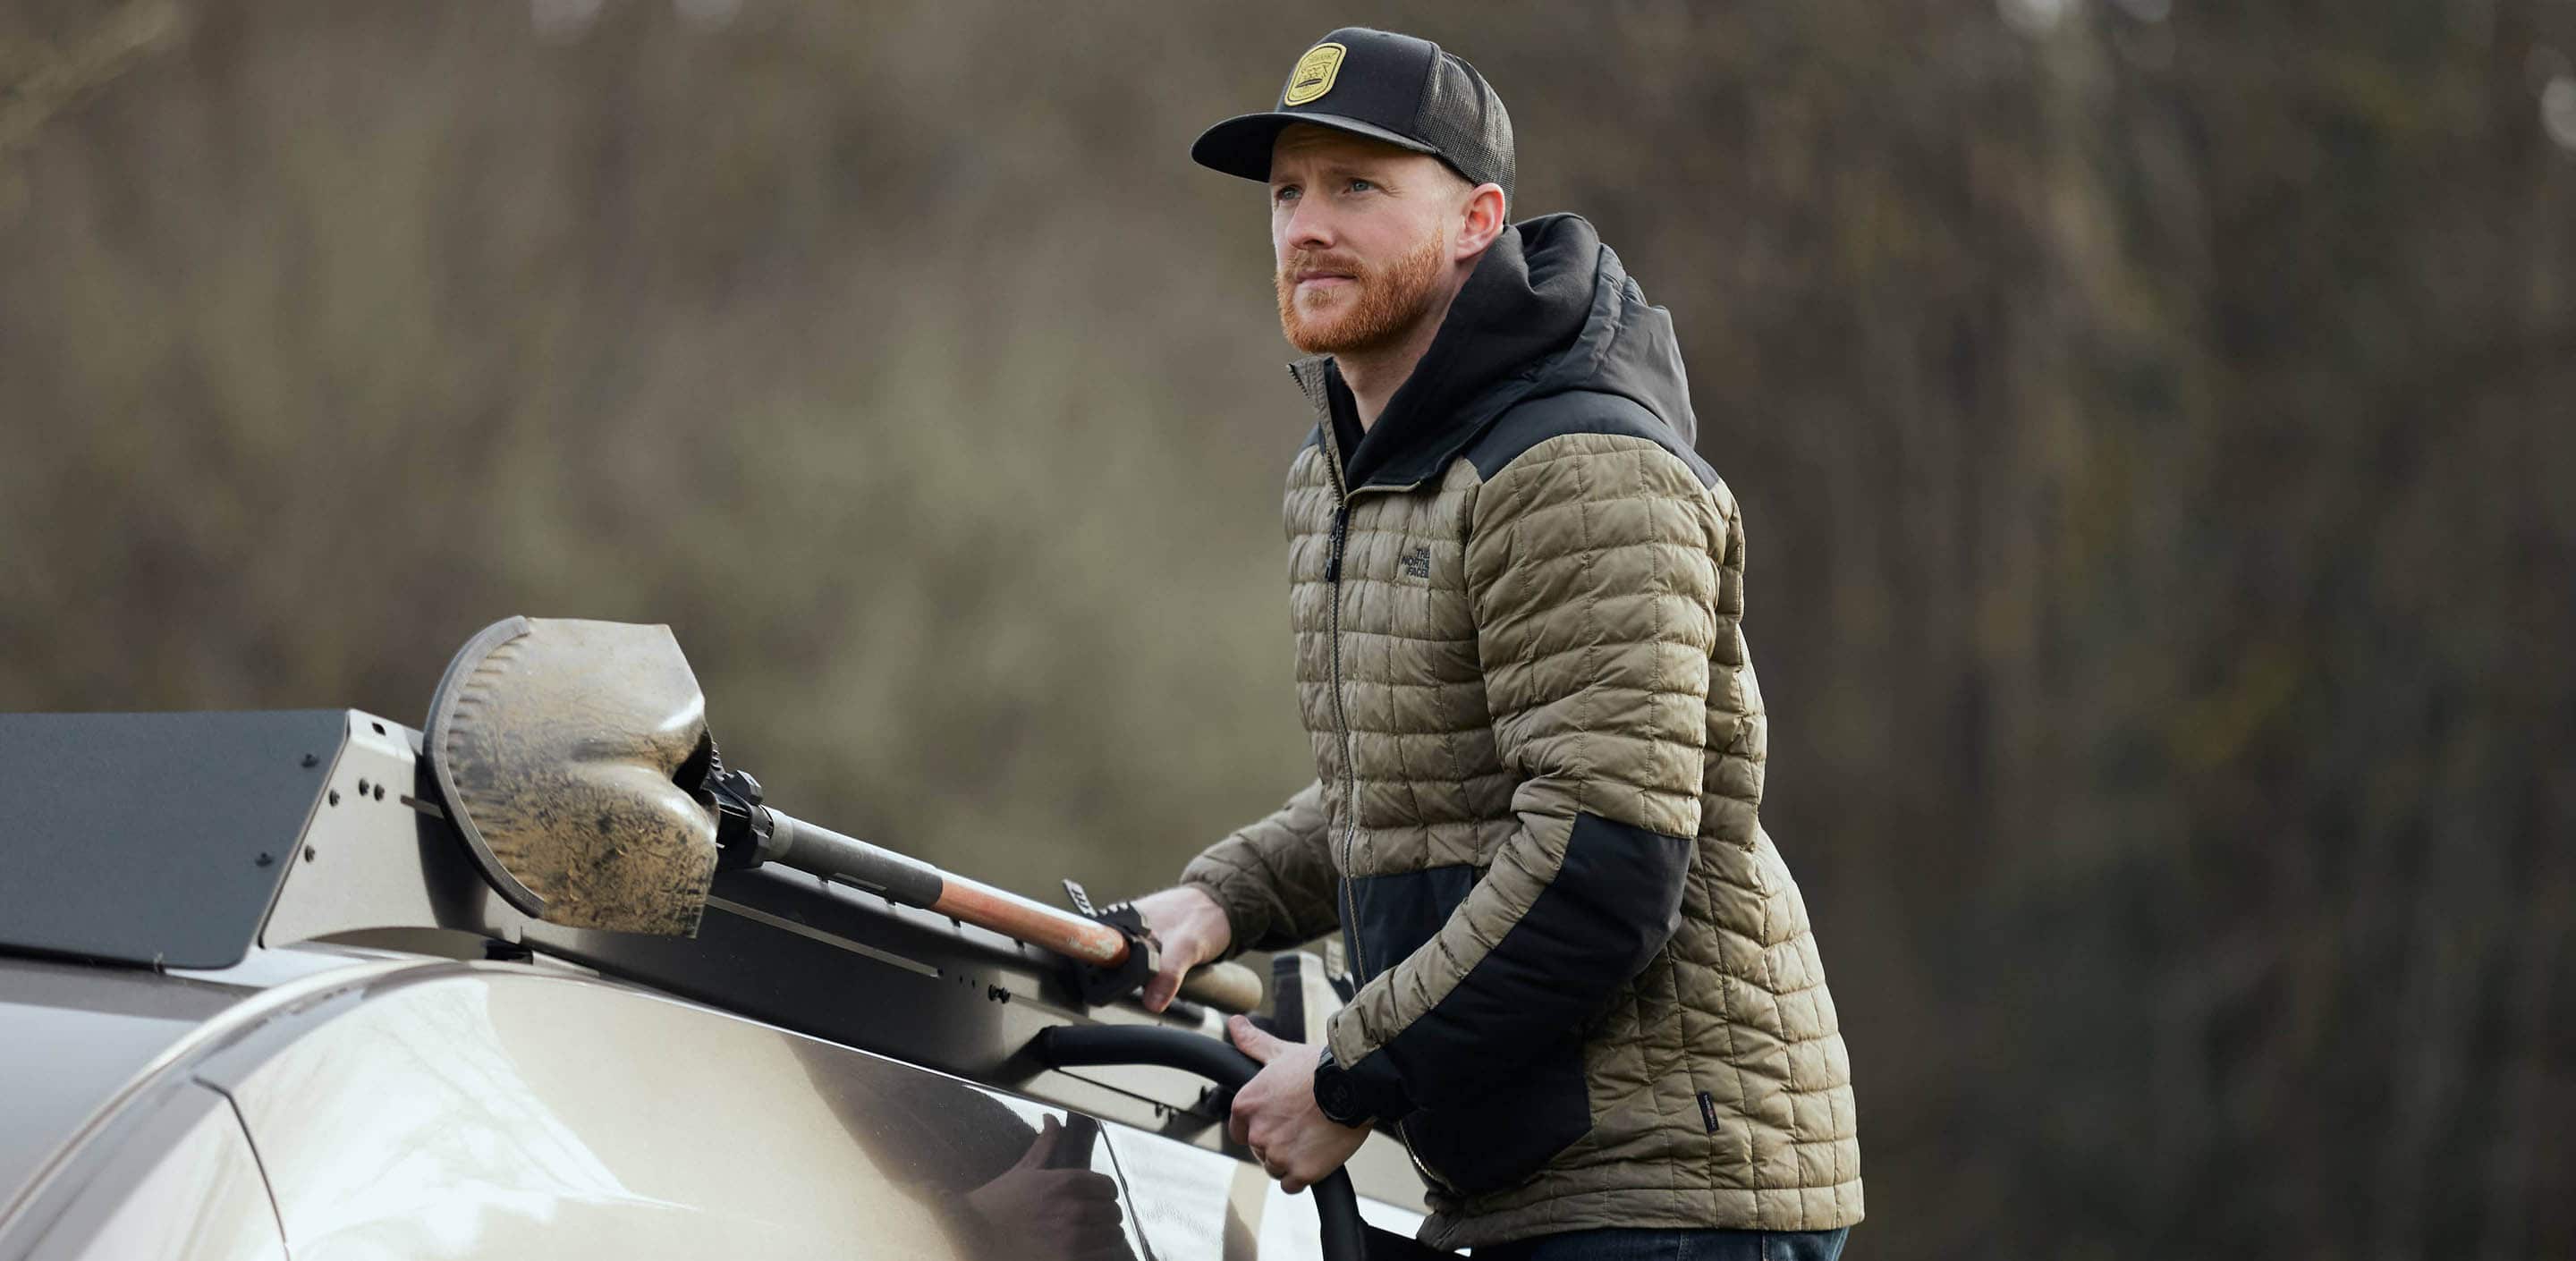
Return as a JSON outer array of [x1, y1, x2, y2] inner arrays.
[[1182, 216, 1861, 1248]]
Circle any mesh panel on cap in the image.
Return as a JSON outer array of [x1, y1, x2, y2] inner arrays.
[[1414, 52, 1515, 203]]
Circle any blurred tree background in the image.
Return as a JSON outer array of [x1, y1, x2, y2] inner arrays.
[[4, 1, 2571, 1256]]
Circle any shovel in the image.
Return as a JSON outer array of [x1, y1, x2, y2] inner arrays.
[[421, 615, 1262, 1013]]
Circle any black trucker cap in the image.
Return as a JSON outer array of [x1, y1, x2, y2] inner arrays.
[[1191, 28, 1514, 203]]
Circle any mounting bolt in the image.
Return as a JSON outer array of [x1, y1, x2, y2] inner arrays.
[[327, 790, 340, 806], [300, 753, 320, 768], [254, 852, 275, 867], [303, 845, 318, 862]]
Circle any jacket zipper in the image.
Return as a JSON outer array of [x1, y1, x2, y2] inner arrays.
[[1319, 438, 1366, 986], [1400, 1121, 1459, 1194], [1296, 366, 1434, 991], [1327, 476, 1471, 1198], [1306, 369, 1462, 1196]]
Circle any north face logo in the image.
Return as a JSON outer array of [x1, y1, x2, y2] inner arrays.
[[1402, 545, 1433, 580]]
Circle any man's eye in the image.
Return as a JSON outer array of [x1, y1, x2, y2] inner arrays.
[[1348, 179, 1376, 193], [1272, 186, 1299, 204]]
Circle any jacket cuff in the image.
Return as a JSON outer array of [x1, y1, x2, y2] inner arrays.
[[1175, 867, 1263, 963], [1322, 1010, 1416, 1126]]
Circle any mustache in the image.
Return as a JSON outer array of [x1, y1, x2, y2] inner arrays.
[[1277, 250, 1369, 281]]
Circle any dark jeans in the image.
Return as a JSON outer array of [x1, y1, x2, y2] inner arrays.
[[1472, 1227, 1851, 1261]]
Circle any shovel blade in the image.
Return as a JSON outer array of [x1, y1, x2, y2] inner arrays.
[[426, 616, 718, 935]]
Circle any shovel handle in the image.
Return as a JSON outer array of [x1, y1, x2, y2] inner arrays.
[[763, 809, 1267, 1012], [929, 867, 1132, 964], [1175, 961, 1266, 1013]]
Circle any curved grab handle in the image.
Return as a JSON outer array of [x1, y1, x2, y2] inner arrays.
[[1032, 1025, 1370, 1261]]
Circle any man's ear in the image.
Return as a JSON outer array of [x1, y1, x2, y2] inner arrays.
[[1453, 182, 1507, 261]]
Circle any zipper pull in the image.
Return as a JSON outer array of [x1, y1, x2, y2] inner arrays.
[[1326, 505, 1349, 584]]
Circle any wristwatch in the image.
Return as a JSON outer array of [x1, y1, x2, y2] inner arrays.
[[1312, 1045, 1365, 1127]]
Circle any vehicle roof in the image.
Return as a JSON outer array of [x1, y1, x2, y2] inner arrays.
[[0, 955, 252, 1212], [0, 943, 443, 1218]]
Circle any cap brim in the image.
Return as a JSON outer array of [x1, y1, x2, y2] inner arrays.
[[1190, 111, 1442, 183]]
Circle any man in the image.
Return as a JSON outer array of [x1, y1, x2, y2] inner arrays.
[[1129, 27, 1862, 1259]]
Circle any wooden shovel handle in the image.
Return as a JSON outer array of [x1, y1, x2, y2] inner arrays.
[[1175, 961, 1266, 1013], [764, 810, 1269, 1013]]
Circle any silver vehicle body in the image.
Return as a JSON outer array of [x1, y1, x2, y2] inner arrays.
[[0, 710, 1428, 1260]]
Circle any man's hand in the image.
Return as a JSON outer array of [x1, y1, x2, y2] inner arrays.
[[1131, 885, 1232, 1012], [960, 1116, 1133, 1261], [1224, 1014, 1370, 1194]]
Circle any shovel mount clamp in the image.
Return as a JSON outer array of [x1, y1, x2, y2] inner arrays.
[[702, 764, 776, 871], [1058, 879, 1161, 1008]]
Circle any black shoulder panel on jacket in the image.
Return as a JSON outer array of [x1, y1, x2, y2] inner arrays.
[[1464, 390, 1718, 489]]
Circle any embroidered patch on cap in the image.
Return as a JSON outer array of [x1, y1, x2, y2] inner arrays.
[[1283, 42, 1346, 106]]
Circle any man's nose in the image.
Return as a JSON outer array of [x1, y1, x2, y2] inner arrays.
[[1280, 198, 1335, 253]]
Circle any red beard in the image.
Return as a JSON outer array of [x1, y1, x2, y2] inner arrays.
[[1275, 230, 1446, 356]]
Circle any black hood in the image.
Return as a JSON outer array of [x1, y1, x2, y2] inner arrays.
[[1293, 212, 1700, 492]]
